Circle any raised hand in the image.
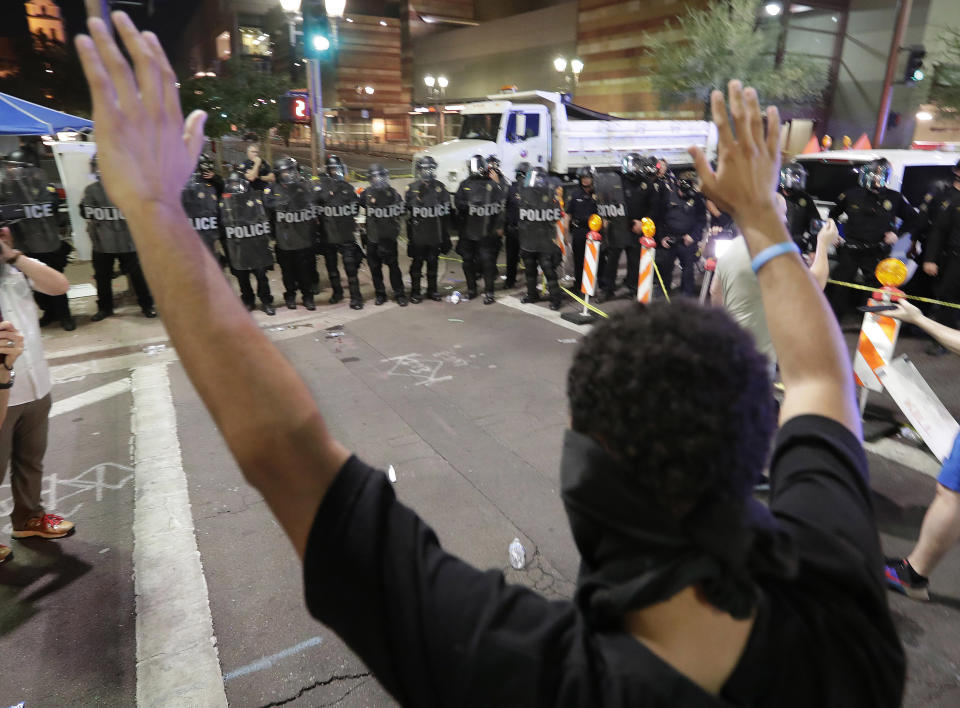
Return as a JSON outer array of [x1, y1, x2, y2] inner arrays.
[[689, 80, 782, 242], [74, 3, 207, 221]]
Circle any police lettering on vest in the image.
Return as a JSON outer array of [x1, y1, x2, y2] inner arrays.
[[519, 207, 563, 222], [82, 205, 125, 221], [367, 203, 406, 219], [191, 216, 218, 231], [468, 203, 503, 217], [321, 203, 359, 218], [276, 209, 314, 223], [225, 222, 271, 239], [413, 203, 451, 219], [23, 203, 54, 219], [597, 203, 626, 219]]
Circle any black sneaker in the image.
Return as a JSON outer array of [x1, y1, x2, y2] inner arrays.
[[884, 557, 929, 601], [396, 294, 408, 307], [261, 301, 276, 316], [549, 300, 562, 311], [303, 295, 316, 311], [350, 300, 364, 310], [409, 293, 423, 304], [284, 294, 297, 310], [521, 294, 540, 304], [329, 292, 344, 305], [91, 310, 113, 322], [428, 292, 442, 302], [142, 307, 158, 319], [595, 291, 615, 304], [60, 316, 77, 332], [483, 294, 495, 305], [39, 311, 57, 327], [374, 293, 387, 306], [467, 290, 478, 301]]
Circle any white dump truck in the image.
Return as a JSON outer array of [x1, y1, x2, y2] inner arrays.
[[413, 90, 718, 191]]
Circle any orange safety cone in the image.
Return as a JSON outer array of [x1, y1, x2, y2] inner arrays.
[[801, 135, 821, 154], [852, 133, 872, 150]]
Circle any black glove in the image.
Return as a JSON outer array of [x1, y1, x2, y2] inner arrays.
[[407, 240, 415, 259], [442, 232, 452, 254]]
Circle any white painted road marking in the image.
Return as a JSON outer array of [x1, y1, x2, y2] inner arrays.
[[131, 364, 227, 707], [498, 294, 594, 334], [222, 636, 324, 682], [50, 377, 132, 418]]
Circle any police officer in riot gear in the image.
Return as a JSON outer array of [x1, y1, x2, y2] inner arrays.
[[517, 167, 563, 309], [779, 162, 820, 251], [181, 155, 222, 258], [594, 156, 638, 302], [317, 154, 364, 309], [918, 168, 960, 354], [361, 164, 407, 306], [80, 154, 156, 320], [405, 156, 452, 303], [827, 158, 917, 318], [220, 172, 276, 315], [454, 155, 506, 304], [265, 156, 319, 310], [485, 154, 506, 185], [565, 166, 599, 290], [654, 170, 707, 297], [198, 153, 224, 196], [0, 149, 75, 330], [503, 161, 530, 288]]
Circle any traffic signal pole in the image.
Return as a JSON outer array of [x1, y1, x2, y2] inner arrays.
[[307, 58, 324, 174], [873, 0, 913, 148]]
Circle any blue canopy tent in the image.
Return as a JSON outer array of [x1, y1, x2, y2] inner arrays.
[[0, 92, 92, 135]]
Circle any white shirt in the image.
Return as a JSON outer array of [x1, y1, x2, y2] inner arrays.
[[714, 236, 777, 377], [0, 263, 51, 407]]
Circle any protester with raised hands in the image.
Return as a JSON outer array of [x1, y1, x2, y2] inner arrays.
[[75, 7, 903, 703]]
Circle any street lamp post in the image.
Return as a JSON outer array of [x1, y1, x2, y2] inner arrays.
[[553, 56, 583, 96], [424, 74, 448, 144]]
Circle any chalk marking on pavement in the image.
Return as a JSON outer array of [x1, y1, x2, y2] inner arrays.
[[382, 353, 453, 386], [131, 363, 227, 707], [864, 437, 941, 479], [498, 294, 593, 334], [50, 378, 132, 418], [222, 636, 325, 682]]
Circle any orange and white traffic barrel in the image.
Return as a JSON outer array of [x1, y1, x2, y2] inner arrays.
[[854, 259, 907, 402], [581, 214, 602, 297], [637, 218, 656, 304]]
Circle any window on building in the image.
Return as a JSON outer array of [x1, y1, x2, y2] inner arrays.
[[239, 27, 272, 57], [217, 31, 231, 61]]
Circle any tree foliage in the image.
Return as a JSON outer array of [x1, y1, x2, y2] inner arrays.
[[928, 26, 960, 115], [644, 0, 828, 116], [178, 58, 292, 140], [0, 34, 91, 118]]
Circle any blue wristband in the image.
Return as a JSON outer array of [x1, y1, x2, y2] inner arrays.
[[751, 241, 800, 274]]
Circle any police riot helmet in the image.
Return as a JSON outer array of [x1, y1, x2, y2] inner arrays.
[[576, 165, 595, 185], [514, 161, 531, 182], [522, 166, 548, 189], [621, 153, 644, 177], [780, 162, 808, 191], [415, 155, 438, 181], [275, 156, 300, 185], [655, 157, 669, 177], [325, 154, 346, 181], [197, 153, 215, 175], [676, 170, 698, 198], [468, 154, 487, 178], [368, 163, 390, 189], [223, 172, 250, 195], [485, 154, 501, 171], [4, 149, 31, 167], [858, 158, 891, 191]]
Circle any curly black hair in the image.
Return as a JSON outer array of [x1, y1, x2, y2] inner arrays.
[[567, 300, 776, 517]]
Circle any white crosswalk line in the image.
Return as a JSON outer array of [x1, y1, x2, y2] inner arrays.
[[50, 377, 132, 417]]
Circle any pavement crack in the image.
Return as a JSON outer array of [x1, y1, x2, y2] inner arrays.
[[258, 672, 372, 707]]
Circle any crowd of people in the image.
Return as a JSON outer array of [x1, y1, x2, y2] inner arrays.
[[2, 5, 960, 704]]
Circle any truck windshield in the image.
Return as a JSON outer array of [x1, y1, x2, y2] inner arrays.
[[459, 114, 502, 142], [800, 160, 863, 203]]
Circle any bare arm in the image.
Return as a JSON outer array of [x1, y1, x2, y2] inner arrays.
[[0, 231, 69, 295], [808, 218, 840, 291], [76, 8, 349, 558], [887, 299, 960, 356], [691, 82, 859, 437]]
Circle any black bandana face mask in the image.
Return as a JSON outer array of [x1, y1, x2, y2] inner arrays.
[[559, 429, 797, 629]]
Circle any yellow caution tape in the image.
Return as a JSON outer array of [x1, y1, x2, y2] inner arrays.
[[559, 286, 610, 318], [653, 262, 672, 303], [826, 279, 960, 310]]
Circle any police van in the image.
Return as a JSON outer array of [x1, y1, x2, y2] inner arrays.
[[794, 149, 958, 214]]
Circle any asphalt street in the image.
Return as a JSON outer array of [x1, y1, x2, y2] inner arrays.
[[1, 254, 959, 707]]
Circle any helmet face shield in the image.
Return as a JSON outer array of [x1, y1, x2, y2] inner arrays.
[[523, 169, 547, 189], [224, 174, 249, 195], [468, 154, 487, 178], [514, 161, 531, 181], [486, 155, 501, 170], [780, 163, 808, 191], [368, 164, 390, 189], [415, 157, 437, 181], [858, 159, 891, 191], [325, 155, 346, 181], [621, 153, 643, 177]]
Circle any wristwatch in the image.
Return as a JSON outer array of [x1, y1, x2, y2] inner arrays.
[[0, 369, 15, 390]]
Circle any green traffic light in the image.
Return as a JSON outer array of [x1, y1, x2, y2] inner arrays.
[[311, 34, 330, 51], [913, 69, 925, 82]]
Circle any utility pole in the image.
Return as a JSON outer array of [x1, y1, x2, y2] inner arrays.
[[874, 0, 913, 147]]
